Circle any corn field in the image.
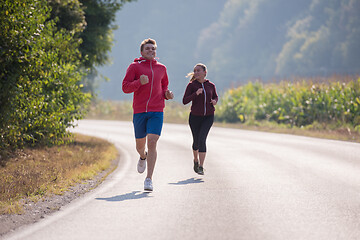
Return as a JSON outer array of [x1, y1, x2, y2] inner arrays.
[[216, 76, 360, 129]]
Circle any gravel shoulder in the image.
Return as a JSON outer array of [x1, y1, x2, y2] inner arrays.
[[0, 158, 119, 238]]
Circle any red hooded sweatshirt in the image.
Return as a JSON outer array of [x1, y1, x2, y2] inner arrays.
[[122, 57, 169, 114]]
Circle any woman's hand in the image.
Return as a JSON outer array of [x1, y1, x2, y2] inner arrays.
[[211, 99, 217, 105], [196, 88, 203, 95]]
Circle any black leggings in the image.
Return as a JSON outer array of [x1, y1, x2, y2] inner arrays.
[[189, 113, 214, 152]]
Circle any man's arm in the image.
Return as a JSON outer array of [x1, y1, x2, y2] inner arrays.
[[122, 64, 143, 93], [161, 68, 173, 99]]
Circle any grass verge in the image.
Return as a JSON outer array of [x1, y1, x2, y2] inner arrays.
[[214, 120, 360, 143], [0, 134, 118, 214]]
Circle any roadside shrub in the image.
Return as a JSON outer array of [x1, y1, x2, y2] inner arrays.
[[217, 76, 360, 128], [0, 0, 90, 152]]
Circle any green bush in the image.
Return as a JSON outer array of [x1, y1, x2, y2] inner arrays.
[[0, 0, 90, 151], [217, 77, 360, 128]]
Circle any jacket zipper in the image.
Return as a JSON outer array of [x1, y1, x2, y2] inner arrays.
[[145, 61, 154, 112], [202, 82, 206, 116]]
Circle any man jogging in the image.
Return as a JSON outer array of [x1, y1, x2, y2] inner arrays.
[[122, 38, 174, 191]]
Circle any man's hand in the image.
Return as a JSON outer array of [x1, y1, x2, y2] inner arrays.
[[165, 90, 174, 100], [140, 75, 149, 85]]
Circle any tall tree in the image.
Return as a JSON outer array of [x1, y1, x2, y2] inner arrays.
[[47, 0, 135, 95], [79, 0, 136, 95], [0, 0, 90, 152], [276, 0, 360, 76]]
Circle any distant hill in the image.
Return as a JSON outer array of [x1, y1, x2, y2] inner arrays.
[[97, 0, 360, 101]]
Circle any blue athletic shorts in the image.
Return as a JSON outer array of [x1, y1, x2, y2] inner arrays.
[[133, 112, 164, 139]]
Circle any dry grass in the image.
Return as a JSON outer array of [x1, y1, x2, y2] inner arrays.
[[164, 101, 189, 124], [0, 134, 118, 214], [86, 100, 133, 121]]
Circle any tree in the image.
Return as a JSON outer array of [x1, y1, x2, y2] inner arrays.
[[0, 0, 90, 152], [46, 0, 135, 95], [1, 0, 135, 153], [79, 0, 135, 95]]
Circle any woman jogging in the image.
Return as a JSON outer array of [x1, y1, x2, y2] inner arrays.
[[182, 63, 218, 175]]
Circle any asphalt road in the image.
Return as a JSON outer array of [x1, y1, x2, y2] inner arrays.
[[5, 120, 360, 240]]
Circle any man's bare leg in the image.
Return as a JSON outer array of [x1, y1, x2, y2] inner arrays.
[[146, 133, 159, 179], [136, 137, 147, 159]]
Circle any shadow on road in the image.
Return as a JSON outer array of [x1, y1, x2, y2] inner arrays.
[[95, 191, 152, 202], [168, 177, 204, 185]]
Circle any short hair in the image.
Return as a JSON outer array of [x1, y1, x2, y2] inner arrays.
[[140, 38, 157, 52]]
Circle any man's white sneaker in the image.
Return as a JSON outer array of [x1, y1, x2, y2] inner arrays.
[[137, 156, 146, 173], [144, 178, 153, 191]]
